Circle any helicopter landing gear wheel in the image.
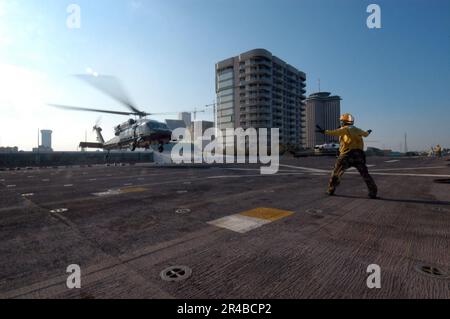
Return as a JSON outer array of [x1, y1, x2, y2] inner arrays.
[[132, 137, 144, 152], [158, 142, 164, 153]]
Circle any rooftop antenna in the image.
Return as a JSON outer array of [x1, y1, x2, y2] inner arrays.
[[318, 78, 321, 92]]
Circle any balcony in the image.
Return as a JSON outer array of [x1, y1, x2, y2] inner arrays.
[[245, 78, 272, 86], [245, 92, 271, 99], [247, 114, 271, 121], [245, 101, 271, 108], [247, 59, 272, 68]]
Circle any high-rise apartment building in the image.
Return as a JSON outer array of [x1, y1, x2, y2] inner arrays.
[[305, 92, 341, 148], [41, 130, 53, 149], [215, 49, 307, 148], [33, 130, 54, 153]]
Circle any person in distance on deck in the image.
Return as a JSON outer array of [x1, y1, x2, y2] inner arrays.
[[316, 113, 378, 199], [435, 145, 442, 158]]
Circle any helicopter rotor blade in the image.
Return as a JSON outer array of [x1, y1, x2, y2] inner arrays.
[[147, 112, 181, 116], [48, 104, 137, 116], [49, 104, 181, 118], [74, 74, 145, 116]]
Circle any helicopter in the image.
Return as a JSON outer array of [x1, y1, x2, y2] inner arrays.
[[49, 74, 177, 153]]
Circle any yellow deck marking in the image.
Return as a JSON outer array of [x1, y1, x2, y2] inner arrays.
[[120, 187, 148, 194], [208, 207, 294, 233], [240, 207, 294, 221]]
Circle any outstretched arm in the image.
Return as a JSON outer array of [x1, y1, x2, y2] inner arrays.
[[360, 128, 372, 137], [316, 125, 346, 136], [325, 127, 347, 137], [315, 125, 325, 134]]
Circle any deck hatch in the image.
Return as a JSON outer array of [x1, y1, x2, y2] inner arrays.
[[175, 208, 191, 214], [160, 266, 192, 282], [415, 264, 449, 279]]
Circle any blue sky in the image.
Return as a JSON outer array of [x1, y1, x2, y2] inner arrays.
[[0, 0, 449, 151]]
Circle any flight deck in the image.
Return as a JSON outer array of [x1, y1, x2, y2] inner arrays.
[[0, 156, 449, 299]]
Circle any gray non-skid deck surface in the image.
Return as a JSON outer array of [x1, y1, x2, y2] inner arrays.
[[0, 157, 449, 298]]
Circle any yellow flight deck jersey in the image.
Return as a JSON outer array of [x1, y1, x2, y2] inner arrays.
[[325, 126, 370, 155]]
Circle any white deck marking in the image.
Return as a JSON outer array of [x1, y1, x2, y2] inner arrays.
[[279, 164, 328, 173], [280, 164, 445, 175], [207, 173, 305, 179], [93, 189, 122, 197], [208, 208, 294, 233], [370, 166, 446, 172], [226, 168, 299, 172], [208, 214, 271, 233], [349, 172, 450, 178], [385, 160, 400, 163]]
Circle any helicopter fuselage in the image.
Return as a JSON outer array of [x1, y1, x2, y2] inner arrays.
[[51, 74, 178, 152], [102, 118, 172, 150]]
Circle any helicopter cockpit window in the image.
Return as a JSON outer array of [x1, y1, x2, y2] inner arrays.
[[147, 122, 170, 130]]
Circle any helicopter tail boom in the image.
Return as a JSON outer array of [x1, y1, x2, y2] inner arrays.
[[93, 125, 106, 144]]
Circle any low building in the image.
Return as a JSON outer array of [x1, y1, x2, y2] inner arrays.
[[0, 146, 19, 153], [178, 112, 192, 128], [191, 120, 214, 138], [165, 119, 187, 131], [32, 146, 53, 153]]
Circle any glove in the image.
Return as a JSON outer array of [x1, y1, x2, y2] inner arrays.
[[367, 129, 373, 135], [315, 125, 325, 134]]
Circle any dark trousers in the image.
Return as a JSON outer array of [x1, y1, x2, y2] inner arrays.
[[328, 149, 378, 195]]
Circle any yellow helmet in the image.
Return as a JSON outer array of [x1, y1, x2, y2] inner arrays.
[[340, 113, 354, 125]]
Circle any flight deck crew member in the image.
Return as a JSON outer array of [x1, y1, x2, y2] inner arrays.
[[435, 145, 442, 158], [316, 113, 378, 199]]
